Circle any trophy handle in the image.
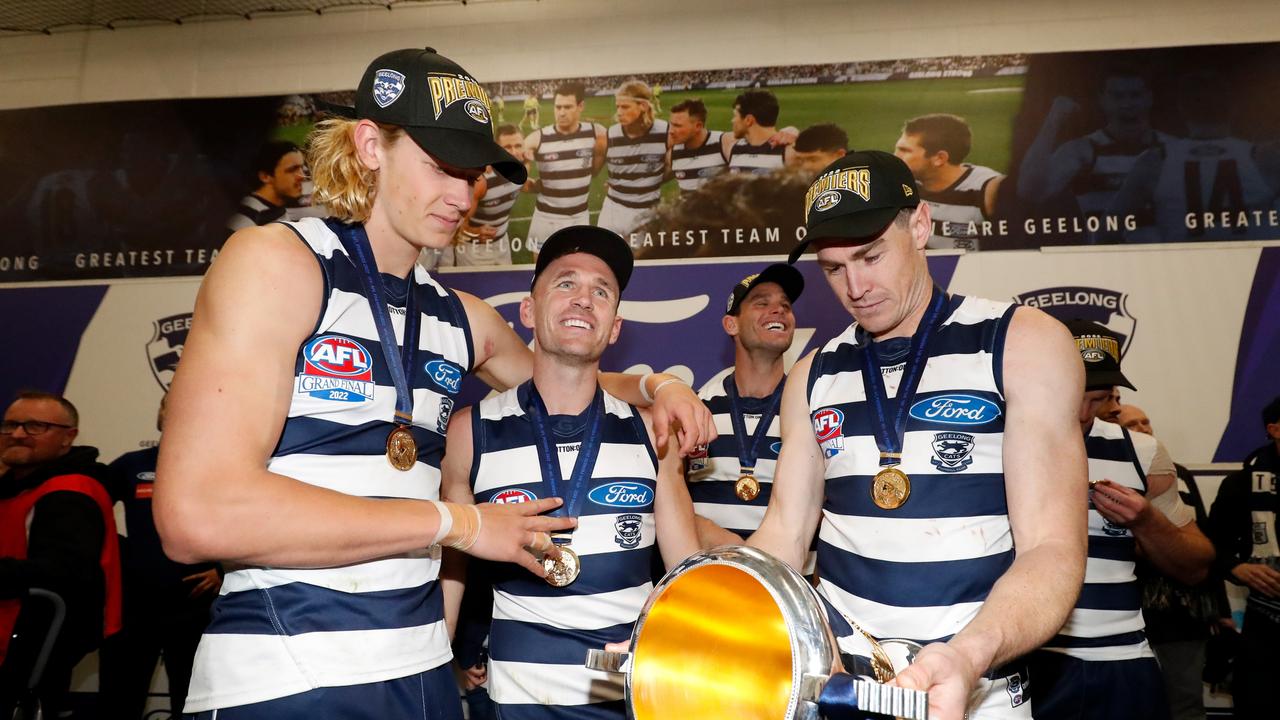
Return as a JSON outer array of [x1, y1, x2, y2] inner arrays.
[[585, 649, 632, 673]]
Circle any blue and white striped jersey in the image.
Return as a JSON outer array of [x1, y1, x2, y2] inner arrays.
[[1043, 419, 1154, 661], [185, 216, 473, 712], [472, 383, 658, 720]]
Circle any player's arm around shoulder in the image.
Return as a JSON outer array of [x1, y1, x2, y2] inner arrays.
[[154, 223, 425, 566], [748, 351, 825, 571], [640, 405, 700, 571], [457, 289, 534, 392]]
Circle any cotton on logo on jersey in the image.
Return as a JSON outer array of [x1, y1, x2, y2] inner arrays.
[[812, 408, 845, 458], [297, 335, 376, 403]]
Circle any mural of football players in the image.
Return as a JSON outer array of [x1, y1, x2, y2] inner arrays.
[[1017, 66, 1166, 231], [894, 113, 1005, 251], [788, 122, 849, 176], [667, 98, 728, 195], [597, 80, 669, 238], [523, 82, 607, 249], [1111, 69, 1280, 242]]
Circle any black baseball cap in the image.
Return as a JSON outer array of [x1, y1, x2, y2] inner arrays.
[[532, 226, 634, 293], [332, 47, 526, 184], [789, 150, 920, 264], [726, 263, 804, 315], [1065, 319, 1136, 391]]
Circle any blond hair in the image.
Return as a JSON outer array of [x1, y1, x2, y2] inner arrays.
[[615, 80, 655, 128], [305, 118, 405, 222]]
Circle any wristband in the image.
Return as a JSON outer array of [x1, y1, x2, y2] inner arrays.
[[429, 501, 482, 551], [651, 377, 683, 397], [637, 372, 655, 404]]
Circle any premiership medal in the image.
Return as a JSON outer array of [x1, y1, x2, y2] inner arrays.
[[331, 220, 438, 473], [386, 425, 418, 471], [871, 467, 911, 510], [724, 374, 784, 505], [528, 384, 605, 588], [543, 543, 581, 587], [858, 287, 949, 512]]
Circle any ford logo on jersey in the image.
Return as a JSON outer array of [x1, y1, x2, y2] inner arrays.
[[589, 483, 653, 508], [425, 359, 462, 394], [909, 394, 1001, 425]]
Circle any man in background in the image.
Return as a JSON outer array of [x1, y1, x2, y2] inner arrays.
[[726, 89, 794, 174], [226, 141, 307, 232], [598, 80, 669, 237], [99, 395, 221, 719], [668, 99, 728, 195], [445, 124, 530, 267], [1208, 395, 1280, 719], [788, 122, 849, 175], [0, 392, 120, 719], [687, 264, 803, 548], [524, 82, 607, 248], [894, 113, 1004, 250]]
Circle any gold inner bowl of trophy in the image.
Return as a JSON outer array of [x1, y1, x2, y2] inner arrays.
[[631, 563, 794, 720]]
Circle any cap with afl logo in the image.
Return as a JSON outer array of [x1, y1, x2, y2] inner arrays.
[[1064, 319, 1136, 391], [788, 150, 919, 264], [329, 47, 526, 184], [725, 263, 804, 316], [532, 225, 634, 294]]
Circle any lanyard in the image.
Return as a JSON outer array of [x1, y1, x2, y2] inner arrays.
[[724, 372, 784, 473], [331, 221, 421, 426], [859, 286, 947, 467], [526, 383, 604, 525]]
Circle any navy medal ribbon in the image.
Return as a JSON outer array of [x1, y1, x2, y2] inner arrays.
[[526, 382, 605, 539], [331, 220, 421, 430], [859, 285, 948, 468], [723, 372, 784, 476]]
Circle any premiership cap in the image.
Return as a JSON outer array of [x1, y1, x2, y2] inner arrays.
[[789, 150, 919, 263], [331, 47, 527, 184], [1065, 319, 1136, 391], [532, 226, 635, 293], [725, 263, 804, 315]]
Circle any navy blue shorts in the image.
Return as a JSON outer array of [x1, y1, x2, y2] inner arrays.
[[187, 664, 463, 720], [1028, 651, 1170, 720]]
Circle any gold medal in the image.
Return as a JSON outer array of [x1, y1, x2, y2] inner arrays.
[[386, 425, 418, 471], [871, 466, 911, 510], [543, 544, 581, 587], [735, 474, 761, 502]]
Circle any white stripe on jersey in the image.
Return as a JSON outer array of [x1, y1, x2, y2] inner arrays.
[[185, 622, 450, 712], [493, 584, 653, 631], [819, 513, 1013, 564], [220, 550, 439, 595], [817, 578, 982, 642], [488, 661, 625, 706], [268, 449, 441, 499]]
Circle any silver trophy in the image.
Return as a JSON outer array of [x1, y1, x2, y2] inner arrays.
[[586, 545, 928, 719]]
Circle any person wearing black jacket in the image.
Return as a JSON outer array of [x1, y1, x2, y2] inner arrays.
[[98, 395, 220, 718], [0, 391, 121, 718], [1208, 395, 1280, 720]]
